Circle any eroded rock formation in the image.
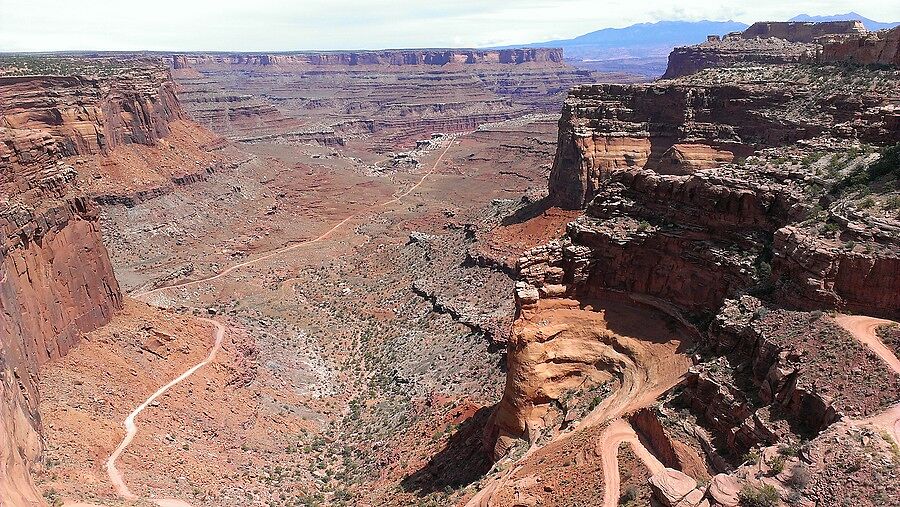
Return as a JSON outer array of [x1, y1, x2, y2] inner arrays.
[[170, 48, 565, 69], [548, 66, 900, 208], [741, 20, 866, 43], [820, 26, 900, 66], [663, 20, 897, 79], [0, 59, 193, 503], [484, 29, 900, 505]]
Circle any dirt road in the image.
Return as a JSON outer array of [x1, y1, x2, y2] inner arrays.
[[135, 139, 455, 298], [834, 315, 900, 374], [599, 418, 666, 507], [106, 318, 225, 505], [835, 314, 900, 444], [467, 319, 691, 507]]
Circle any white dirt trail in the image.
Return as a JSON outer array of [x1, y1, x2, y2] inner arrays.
[[135, 139, 455, 298], [110, 138, 456, 505], [105, 318, 224, 506], [599, 418, 666, 507], [834, 314, 900, 444]]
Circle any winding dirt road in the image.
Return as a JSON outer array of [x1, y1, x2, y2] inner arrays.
[[467, 326, 691, 507], [835, 314, 900, 444], [105, 318, 224, 506], [110, 138, 456, 504], [135, 139, 455, 298], [599, 419, 666, 507], [834, 315, 900, 374]]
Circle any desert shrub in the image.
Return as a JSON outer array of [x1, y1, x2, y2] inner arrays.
[[738, 484, 779, 507], [787, 464, 810, 488], [779, 441, 802, 457], [885, 195, 900, 210], [831, 143, 900, 195], [619, 486, 638, 505], [768, 454, 786, 475], [743, 448, 761, 465]]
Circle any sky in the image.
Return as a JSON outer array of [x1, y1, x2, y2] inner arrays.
[[1, 0, 898, 52]]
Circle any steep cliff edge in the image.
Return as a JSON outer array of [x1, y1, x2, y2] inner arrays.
[[0, 57, 199, 504], [549, 64, 900, 209], [663, 21, 897, 79], [480, 46, 900, 506], [820, 26, 900, 66], [170, 48, 565, 69]]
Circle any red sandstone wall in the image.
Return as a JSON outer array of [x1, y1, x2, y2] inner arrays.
[[0, 61, 180, 504], [170, 48, 565, 68], [820, 26, 900, 66]]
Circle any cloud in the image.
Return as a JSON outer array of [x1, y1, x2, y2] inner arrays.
[[0, 0, 898, 51]]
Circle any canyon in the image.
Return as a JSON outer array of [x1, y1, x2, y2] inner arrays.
[[1, 17, 899, 507]]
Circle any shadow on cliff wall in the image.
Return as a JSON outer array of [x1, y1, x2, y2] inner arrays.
[[500, 197, 554, 226], [401, 406, 494, 495]]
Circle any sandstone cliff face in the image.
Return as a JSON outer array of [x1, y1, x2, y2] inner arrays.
[[548, 65, 900, 209], [494, 55, 900, 465], [526, 167, 809, 314], [0, 59, 189, 503], [741, 20, 866, 43], [0, 69, 184, 163], [662, 38, 816, 79], [663, 21, 899, 80], [0, 197, 122, 504], [172, 50, 593, 153], [170, 48, 565, 69], [820, 26, 900, 66]]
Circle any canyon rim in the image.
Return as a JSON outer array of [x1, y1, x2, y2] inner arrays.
[[1, 4, 900, 507]]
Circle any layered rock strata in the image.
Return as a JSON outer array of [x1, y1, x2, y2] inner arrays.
[[740, 20, 866, 43], [171, 51, 596, 151], [820, 26, 900, 66], [491, 50, 900, 486], [662, 38, 816, 79], [663, 21, 897, 79], [0, 58, 192, 503], [549, 65, 900, 208], [171, 48, 565, 69]]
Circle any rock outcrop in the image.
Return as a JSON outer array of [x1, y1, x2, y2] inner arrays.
[[663, 21, 898, 79], [820, 26, 900, 66], [662, 38, 816, 79], [741, 20, 866, 43], [170, 48, 565, 69], [491, 41, 900, 499], [548, 64, 900, 209], [530, 166, 810, 313], [0, 58, 193, 504], [771, 226, 900, 317]]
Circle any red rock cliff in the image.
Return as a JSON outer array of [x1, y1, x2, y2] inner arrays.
[[548, 67, 900, 209], [820, 26, 900, 66], [0, 59, 185, 504], [170, 48, 565, 68]]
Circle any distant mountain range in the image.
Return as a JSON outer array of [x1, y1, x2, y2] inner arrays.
[[789, 12, 900, 31], [500, 14, 899, 80], [508, 20, 748, 62]]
